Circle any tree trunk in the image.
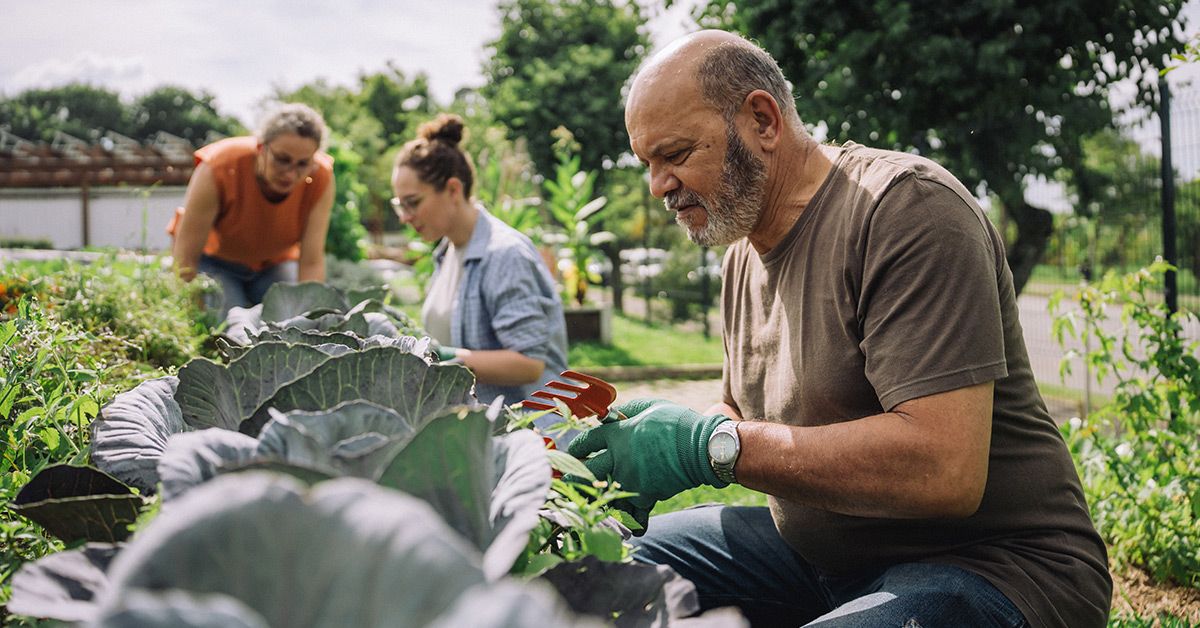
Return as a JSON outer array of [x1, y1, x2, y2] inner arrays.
[[996, 186, 1054, 296]]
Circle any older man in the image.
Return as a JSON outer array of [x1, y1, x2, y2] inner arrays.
[[567, 30, 1110, 627]]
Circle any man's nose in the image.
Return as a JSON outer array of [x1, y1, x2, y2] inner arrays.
[[647, 165, 680, 199]]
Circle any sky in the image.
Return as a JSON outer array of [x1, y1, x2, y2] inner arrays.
[[4, 0, 1200, 184], [0, 0, 703, 127]]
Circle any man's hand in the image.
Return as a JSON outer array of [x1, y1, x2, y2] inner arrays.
[[567, 398, 731, 526]]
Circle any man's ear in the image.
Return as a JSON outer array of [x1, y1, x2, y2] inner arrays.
[[742, 89, 783, 151]]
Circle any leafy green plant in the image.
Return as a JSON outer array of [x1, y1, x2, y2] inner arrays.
[[542, 127, 615, 306], [1, 256, 216, 611], [1051, 260, 1200, 586], [474, 131, 543, 238], [324, 139, 370, 262], [8, 256, 220, 368], [219, 281, 425, 346], [5, 278, 746, 626], [9, 473, 597, 627]]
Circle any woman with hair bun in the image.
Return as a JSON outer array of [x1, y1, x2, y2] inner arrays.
[[393, 113, 568, 404], [168, 102, 335, 319]]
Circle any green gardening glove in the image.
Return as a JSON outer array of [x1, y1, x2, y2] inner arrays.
[[433, 344, 463, 362], [567, 398, 731, 530]]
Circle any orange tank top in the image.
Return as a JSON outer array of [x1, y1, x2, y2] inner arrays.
[[167, 136, 334, 271]]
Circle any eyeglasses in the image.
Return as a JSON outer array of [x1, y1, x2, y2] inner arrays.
[[389, 195, 425, 217], [264, 145, 314, 174]]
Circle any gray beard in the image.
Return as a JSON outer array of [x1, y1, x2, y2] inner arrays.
[[667, 124, 767, 247]]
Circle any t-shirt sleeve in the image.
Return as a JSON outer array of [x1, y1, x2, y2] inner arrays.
[[480, 247, 563, 365], [857, 176, 1009, 410]]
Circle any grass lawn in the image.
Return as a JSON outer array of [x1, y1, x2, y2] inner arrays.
[[656, 484, 768, 515], [569, 313, 724, 367]]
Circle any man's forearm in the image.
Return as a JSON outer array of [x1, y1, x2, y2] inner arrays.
[[733, 383, 992, 520]]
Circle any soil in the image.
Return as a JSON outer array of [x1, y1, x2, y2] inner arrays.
[[612, 378, 1200, 621], [1112, 566, 1200, 622]]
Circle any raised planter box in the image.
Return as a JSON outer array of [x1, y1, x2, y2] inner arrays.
[[564, 304, 612, 344]]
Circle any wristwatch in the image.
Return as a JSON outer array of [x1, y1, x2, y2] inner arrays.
[[707, 420, 740, 484]]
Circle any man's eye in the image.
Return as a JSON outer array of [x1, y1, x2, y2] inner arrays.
[[667, 149, 692, 164]]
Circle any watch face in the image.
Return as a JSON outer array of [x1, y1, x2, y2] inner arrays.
[[709, 431, 738, 464]]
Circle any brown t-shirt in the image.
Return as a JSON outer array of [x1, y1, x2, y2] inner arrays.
[[721, 143, 1111, 628]]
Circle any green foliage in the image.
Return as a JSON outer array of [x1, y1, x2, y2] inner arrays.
[[1047, 130, 1162, 275], [128, 85, 244, 143], [482, 0, 649, 178], [0, 258, 215, 607], [0, 83, 128, 142], [703, 0, 1186, 293], [517, 479, 636, 574], [324, 140, 370, 261], [0, 83, 243, 144], [1163, 33, 1200, 75], [2, 264, 707, 624], [656, 483, 768, 515], [543, 130, 614, 305], [4, 257, 218, 368], [476, 132, 543, 236], [277, 65, 434, 236], [1051, 261, 1200, 586], [0, 238, 53, 250]]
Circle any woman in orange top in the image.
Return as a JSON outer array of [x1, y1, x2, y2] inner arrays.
[[169, 103, 335, 319]]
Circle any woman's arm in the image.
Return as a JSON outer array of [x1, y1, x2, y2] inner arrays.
[[456, 348, 544, 386], [297, 178, 335, 282], [172, 163, 221, 281]]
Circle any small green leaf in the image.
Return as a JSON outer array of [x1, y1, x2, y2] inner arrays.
[[37, 427, 60, 452], [608, 509, 642, 533], [548, 450, 594, 481], [580, 528, 624, 562], [519, 552, 564, 577]]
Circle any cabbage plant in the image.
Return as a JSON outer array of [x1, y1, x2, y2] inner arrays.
[[9, 473, 602, 627], [6, 281, 749, 626], [220, 282, 425, 346]]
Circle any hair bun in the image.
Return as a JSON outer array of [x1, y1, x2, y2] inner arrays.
[[419, 114, 465, 146]]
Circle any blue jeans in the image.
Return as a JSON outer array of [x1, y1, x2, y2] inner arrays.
[[197, 254, 297, 321], [632, 505, 1028, 628]]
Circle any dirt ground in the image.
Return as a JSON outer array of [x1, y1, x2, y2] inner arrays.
[[610, 378, 1199, 621]]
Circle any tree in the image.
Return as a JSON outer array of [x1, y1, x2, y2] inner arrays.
[[1055, 129, 1162, 272], [129, 85, 244, 143], [0, 83, 130, 142], [276, 67, 434, 239], [700, 0, 1185, 294], [0, 84, 245, 145], [482, 0, 649, 179], [358, 62, 433, 145]]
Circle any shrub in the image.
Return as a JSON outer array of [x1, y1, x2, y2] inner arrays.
[[1051, 260, 1200, 587]]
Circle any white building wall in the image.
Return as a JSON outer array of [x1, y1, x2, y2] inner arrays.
[[0, 187, 186, 251]]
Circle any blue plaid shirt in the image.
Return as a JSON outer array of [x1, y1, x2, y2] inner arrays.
[[432, 206, 568, 404]]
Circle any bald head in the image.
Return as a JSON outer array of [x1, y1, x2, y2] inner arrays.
[[628, 29, 800, 127]]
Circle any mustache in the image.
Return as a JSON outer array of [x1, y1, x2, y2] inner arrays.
[[664, 189, 706, 212]]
